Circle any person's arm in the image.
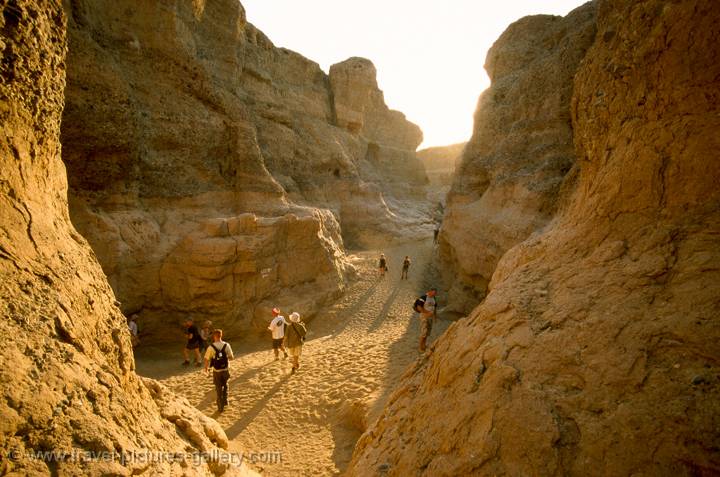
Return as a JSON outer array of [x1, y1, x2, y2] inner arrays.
[[226, 344, 234, 360], [203, 347, 212, 372]]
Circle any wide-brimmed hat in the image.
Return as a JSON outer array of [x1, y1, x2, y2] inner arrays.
[[289, 312, 300, 323]]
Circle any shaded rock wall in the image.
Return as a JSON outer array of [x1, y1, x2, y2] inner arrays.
[[0, 2, 255, 474], [439, 4, 597, 315], [61, 0, 430, 337], [417, 142, 467, 220], [349, 0, 720, 475]]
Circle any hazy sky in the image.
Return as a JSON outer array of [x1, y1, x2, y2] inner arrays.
[[241, 1, 587, 148]]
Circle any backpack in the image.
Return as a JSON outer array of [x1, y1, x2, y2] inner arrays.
[[210, 343, 228, 370], [413, 295, 427, 313]]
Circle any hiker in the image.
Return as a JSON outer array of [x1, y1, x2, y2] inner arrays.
[[378, 253, 388, 277], [401, 256, 411, 280], [182, 318, 203, 366], [268, 307, 289, 360], [433, 226, 440, 244], [127, 314, 140, 347], [415, 288, 437, 352], [200, 320, 213, 353], [204, 329, 234, 412], [285, 312, 307, 373]]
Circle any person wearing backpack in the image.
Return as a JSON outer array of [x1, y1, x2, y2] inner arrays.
[[414, 288, 437, 352], [285, 312, 307, 374], [203, 329, 234, 412]]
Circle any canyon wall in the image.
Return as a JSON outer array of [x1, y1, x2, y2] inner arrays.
[[439, 4, 597, 315], [350, 0, 720, 475], [0, 2, 255, 474], [417, 142, 466, 214], [61, 0, 430, 338]]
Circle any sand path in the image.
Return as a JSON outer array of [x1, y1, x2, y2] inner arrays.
[[136, 238, 448, 476]]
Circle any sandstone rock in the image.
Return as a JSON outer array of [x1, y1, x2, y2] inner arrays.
[[417, 142, 466, 188], [60, 1, 431, 338], [0, 2, 256, 475], [439, 4, 597, 316], [349, 0, 720, 475]]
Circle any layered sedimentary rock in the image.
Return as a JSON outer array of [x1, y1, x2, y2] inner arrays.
[[0, 2, 255, 474], [439, 5, 597, 315], [61, 0, 429, 336], [350, 0, 720, 475]]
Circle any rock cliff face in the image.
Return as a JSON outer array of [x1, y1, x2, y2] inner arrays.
[[0, 2, 255, 475], [349, 0, 720, 475], [417, 142, 466, 213], [439, 4, 597, 315], [61, 0, 430, 337]]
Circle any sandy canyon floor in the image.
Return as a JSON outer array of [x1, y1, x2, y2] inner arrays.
[[136, 239, 449, 476]]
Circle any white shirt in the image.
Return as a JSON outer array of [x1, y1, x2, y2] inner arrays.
[[268, 315, 287, 339], [204, 340, 234, 371], [128, 321, 138, 336], [423, 296, 436, 314]]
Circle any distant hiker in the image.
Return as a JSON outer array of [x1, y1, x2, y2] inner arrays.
[[204, 329, 234, 412], [200, 320, 213, 353], [414, 288, 437, 352], [378, 253, 388, 276], [182, 318, 203, 366], [268, 308, 289, 360], [285, 312, 307, 374], [433, 226, 440, 244], [127, 314, 140, 347], [401, 256, 411, 280]]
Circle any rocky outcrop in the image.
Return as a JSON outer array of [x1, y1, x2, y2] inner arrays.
[[0, 2, 255, 474], [417, 142, 466, 187], [417, 142, 466, 219], [349, 0, 720, 475], [61, 0, 430, 337], [439, 4, 597, 315]]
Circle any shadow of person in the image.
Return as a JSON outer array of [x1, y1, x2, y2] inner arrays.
[[224, 374, 291, 439]]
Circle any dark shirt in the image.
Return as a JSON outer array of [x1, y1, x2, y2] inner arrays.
[[285, 322, 307, 348], [379, 258, 386, 268], [186, 324, 202, 344], [403, 259, 410, 269]]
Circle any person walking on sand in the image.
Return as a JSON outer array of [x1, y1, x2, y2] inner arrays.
[[268, 307, 289, 360], [200, 320, 213, 353], [401, 256, 411, 280], [417, 288, 437, 352], [204, 329, 234, 412], [378, 253, 388, 277], [182, 318, 203, 366], [285, 312, 307, 374]]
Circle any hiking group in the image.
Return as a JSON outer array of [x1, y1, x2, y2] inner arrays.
[[378, 253, 412, 280], [267, 307, 307, 373]]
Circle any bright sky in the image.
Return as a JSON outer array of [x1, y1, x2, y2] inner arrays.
[[241, 1, 587, 148]]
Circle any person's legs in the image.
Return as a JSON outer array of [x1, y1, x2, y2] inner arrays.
[[273, 339, 279, 359], [193, 347, 202, 365], [213, 372, 223, 410], [419, 317, 429, 351], [220, 370, 229, 406], [183, 346, 190, 364]]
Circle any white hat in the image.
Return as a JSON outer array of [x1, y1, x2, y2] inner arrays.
[[289, 312, 300, 323]]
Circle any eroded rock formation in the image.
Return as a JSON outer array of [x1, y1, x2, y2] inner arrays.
[[439, 4, 597, 315], [0, 2, 255, 474], [417, 142, 466, 211], [349, 0, 720, 475], [61, 0, 430, 337]]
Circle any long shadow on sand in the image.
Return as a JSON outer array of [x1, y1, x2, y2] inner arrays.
[[224, 374, 291, 439], [197, 360, 275, 410]]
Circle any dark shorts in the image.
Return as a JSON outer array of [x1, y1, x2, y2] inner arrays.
[[272, 338, 284, 349], [186, 341, 201, 350]]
